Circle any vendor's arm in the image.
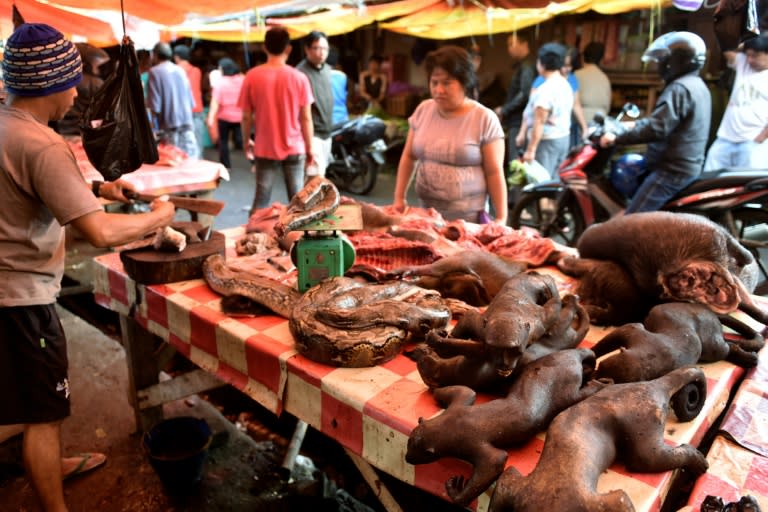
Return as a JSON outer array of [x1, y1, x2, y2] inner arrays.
[[241, 107, 253, 160], [522, 107, 548, 163], [377, 75, 389, 103], [359, 71, 373, 102], [70, 199, 176, 248], [207, 97, 220, 143], [483, 137, 508, 224], [611, 83, 691, 146], [96, 179, 137, 202], [756, 125, 768, 144], [393, 128, 416, 212], [515, 117, 528, 149], [300, 103, 315, 169], [573, 91, 588, 136]]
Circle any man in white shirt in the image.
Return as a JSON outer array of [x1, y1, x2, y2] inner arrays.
[[704, 35, 768, 170], [574, 42, 612, 123]]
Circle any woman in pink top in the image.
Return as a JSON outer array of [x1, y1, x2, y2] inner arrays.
[[207, 57, 245, 169]]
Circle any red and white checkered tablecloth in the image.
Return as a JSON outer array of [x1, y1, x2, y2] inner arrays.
[[680, 339, 768, 512], [681, 435, 768, 511], [720, 343, 768, 458], [91, 228, 746, 511]]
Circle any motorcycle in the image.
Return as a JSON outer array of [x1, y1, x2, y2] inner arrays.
[[509, 104, 768, 292], [325, 114, 388, 195]]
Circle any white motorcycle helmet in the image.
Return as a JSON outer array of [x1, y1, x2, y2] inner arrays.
[[642, 31, 707, 83]]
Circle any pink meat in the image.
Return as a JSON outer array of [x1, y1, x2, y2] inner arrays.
[[485, 231, 558, 266], [347, 231, 444, 270]]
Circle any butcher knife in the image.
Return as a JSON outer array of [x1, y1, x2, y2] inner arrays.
[[124, 191, 225, 216]]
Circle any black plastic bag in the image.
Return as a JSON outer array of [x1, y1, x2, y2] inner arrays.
[[81, 38, 158, 181]]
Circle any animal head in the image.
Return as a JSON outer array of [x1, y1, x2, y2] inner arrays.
[[405, 417, 442, 464], [416, 271, 491, 306]]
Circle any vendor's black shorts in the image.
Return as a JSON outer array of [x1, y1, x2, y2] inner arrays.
[[0, 304, 70, 424]]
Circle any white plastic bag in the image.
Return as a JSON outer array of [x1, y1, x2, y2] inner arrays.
[[524, 160, 551, 184]]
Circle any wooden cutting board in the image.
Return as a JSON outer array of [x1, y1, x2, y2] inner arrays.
[[120, 223, 226, 285]]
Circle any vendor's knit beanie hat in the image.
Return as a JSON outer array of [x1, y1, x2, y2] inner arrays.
[[2, 23, 82, 97]]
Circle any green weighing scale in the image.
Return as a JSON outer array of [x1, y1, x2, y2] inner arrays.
[[290, 204, 362, 292]]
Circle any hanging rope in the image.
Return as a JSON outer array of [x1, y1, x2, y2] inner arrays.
[[120, 0, 126, 38]]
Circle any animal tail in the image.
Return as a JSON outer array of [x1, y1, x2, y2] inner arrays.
[[662, 367, 707, 422]]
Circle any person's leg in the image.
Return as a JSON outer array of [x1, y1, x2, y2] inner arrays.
[[180, 128, 201, 160], [252, 158, 279, 214], [193, 112, 206, 155], [232, 122, 243, 152], [535, 137, 570, 180], [305, 136, 331, 181], [217, 119, 231, 169], [282, 154, 307, 200], [24, 422, 67, 512], [625, 170, 696, 213]]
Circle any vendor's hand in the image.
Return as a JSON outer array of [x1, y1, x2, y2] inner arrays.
[[100, 179, 136, 202], [149, 197, 176, 224], [493, 217, 507, 226], [521, 149, 535, 163], [392, 199, 407, 213], [600, 133, 617, 148], [304, 152, 316, 171]]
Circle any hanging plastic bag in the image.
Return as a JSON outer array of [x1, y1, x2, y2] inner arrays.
[[81, 36, 158, 181]]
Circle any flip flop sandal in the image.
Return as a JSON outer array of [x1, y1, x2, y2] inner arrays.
[[63, 452, 107, 481]]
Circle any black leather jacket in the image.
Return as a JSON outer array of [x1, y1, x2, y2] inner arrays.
[[615, 71, 711, 177], [498, 59, 536, 127]]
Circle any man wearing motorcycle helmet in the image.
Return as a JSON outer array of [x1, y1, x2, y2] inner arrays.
[[600, 31, 711, 213]]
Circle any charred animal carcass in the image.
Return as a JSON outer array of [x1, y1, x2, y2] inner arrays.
[[489, 366, 709, 512], [406, 348, 609, 506]]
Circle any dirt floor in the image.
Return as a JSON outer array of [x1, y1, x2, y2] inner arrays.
[[0, 293, 465, 512]]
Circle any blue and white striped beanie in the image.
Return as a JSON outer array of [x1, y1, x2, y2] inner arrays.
[[2, 23, 82, 97]]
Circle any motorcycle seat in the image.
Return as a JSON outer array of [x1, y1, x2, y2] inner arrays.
[[675, 169, 768, 197]]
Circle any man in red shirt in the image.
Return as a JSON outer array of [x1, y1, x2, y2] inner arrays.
[[173, 44, 206, 153], [238, 27, 314, 215]]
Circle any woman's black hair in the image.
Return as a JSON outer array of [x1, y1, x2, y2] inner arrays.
[[218, 57, 240, 76], [423, 45, 477, 96]]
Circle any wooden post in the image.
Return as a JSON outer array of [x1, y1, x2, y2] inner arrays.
[[119, 314, 164, 433]]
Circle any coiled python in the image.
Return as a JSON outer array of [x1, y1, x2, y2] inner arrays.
[[203, 254, 451, 367]]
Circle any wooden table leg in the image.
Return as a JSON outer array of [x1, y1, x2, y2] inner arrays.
[[119, 314, 164, 433], [344, 448, 404, 512]]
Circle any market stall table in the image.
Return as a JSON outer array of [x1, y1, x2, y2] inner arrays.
[[92, 227, 749, 511], [70, 138, 230, 220]]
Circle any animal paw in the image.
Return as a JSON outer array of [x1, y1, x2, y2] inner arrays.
[[445, 475, 467, 502]]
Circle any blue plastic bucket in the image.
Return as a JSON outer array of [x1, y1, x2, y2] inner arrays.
[[143, 416, 212, 492]]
